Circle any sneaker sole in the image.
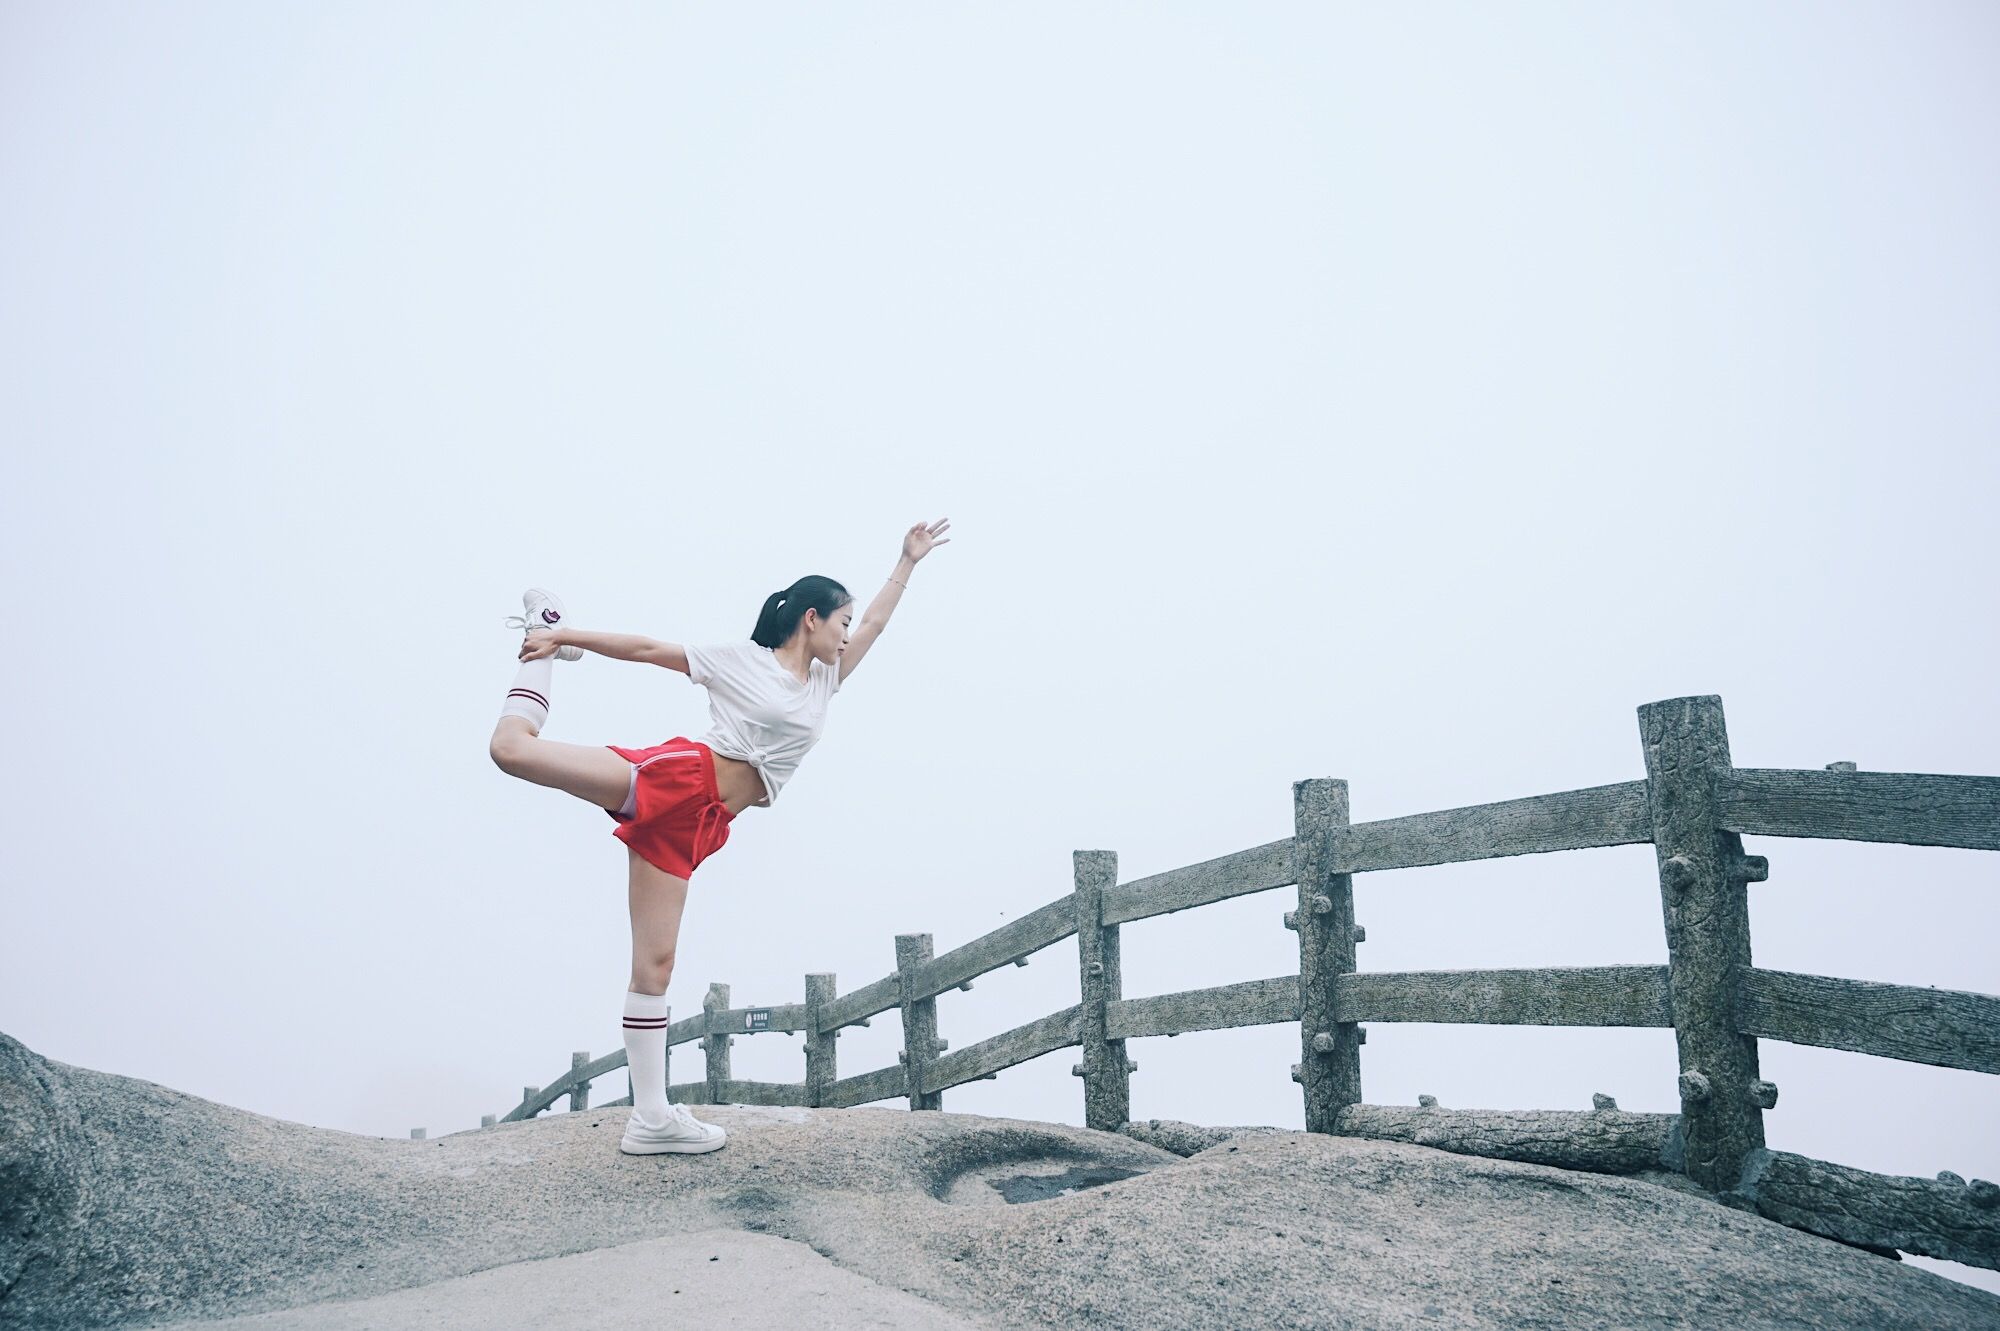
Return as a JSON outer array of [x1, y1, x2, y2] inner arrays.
[[619, 1133, 727, 1156]]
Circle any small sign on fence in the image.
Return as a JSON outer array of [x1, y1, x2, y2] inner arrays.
[[742, 1009, 771, 1032]]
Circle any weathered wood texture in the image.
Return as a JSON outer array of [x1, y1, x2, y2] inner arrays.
[[705, 1003, 809, 1034], [1073, 850, 1130, 1130], [1107, 975, 1302, 1040], [562, 1050, 627, 1097], [702, 1079, 809, 1107], [500, 1085, 562, 1122], [1331, 1102, 1680, 1175], [912, 897, 1076, 999], [660, 1011, 672, 1095], [896, 933, 943, 1111], [821, 1063, 908, 1110], [1742, 1148, 2000, 1271], [818, 972, 902, 1033], [512, 957, 1675, 1123], [1333, 781, 1654, 873], [1296, 779, 1362, 1133], [1735, 968, 2000, 1075], [1101, 837, 1296, 926], [804, 973, 838, 1107], [701, 983, 732, 1107], [666, 1081, 807, 1107], [1333, 965, 1674, 1028], [503, 1045, 629, 1121], [568, 1051, 590, 1112], [1639, 696, 1766, 1192], [1719, 768, 2000, 851], [924, 1006, 1083, 1093], [664, 1012, 708, 1047], [516, 970, 1685, 1116]]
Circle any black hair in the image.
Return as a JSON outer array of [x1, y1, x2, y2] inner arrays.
[[750, 575, 854, 649]]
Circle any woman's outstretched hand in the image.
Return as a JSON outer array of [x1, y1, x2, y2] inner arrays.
[[519, 628, 564, 662], [903, 518, 951, 563]]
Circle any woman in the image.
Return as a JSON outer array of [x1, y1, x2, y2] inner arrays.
[[488, 519, 951, 1155]]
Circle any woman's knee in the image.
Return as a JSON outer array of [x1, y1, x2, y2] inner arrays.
[[489, 727, 530, 774], [631, 950, 676, 991], [634, 943, 677, 976]]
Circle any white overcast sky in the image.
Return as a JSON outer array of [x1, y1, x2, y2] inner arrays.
[[4, 1, 1996, 1293]]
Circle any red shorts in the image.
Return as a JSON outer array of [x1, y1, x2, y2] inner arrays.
[[603, 737, 735, 880]]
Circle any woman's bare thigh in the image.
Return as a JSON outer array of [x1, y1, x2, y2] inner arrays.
[[490, 720, 633, 810]]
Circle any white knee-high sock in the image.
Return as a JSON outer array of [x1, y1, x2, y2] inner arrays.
[[501, 656, 555, 731], [623, 990, 670, 1127]]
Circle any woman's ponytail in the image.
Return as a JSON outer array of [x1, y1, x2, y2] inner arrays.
[[750, 575, 852, 648]]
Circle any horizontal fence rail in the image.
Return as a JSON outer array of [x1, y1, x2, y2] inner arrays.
[[915, 898, 1077, 998], [1335, 964, 1675, 1028], [1735, 968, 2000, 1076], [479, 695, 1999, 1271], [1101, 838, 1295, 925], [1717, 769, 2000, 850], [1331, 780, 1656, 874], [1108, 975, 1300, 1040]]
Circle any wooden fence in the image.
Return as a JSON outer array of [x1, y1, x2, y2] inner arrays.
[[475, 695, 2000, 1270]]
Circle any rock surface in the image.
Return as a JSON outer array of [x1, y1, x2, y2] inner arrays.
[[3, 1031, 1998, 1331], [142, 1230, 994, 1331]]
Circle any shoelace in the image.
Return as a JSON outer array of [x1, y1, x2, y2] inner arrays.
[[633, 1103, 704, 1135], [504, 612, 579, 659], [657, 1102, 710, 1135]]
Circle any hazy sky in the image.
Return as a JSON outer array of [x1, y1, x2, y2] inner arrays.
[[4, 1, 1996, 1293]]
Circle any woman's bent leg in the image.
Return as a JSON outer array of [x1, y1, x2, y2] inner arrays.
[[489, 717, 634, 810]]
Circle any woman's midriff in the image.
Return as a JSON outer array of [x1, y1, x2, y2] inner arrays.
[[710, 752, 770, 817]]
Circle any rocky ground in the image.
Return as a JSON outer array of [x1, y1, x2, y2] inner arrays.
[[3, 1031, 1996, 1330]]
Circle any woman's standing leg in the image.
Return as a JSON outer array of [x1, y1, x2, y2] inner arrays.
[[624, 848, 691, 1128]]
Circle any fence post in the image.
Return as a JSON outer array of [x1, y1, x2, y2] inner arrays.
[[1638, 695, 1767, 1193], [648, 1004, 674, 1104], [895, 933, 943, 1110], [703, 982, 731, 1106], [1072, 849, 1130, 1130], [1295, 778, 1361, 1133], [805, 972, 838, 1108], [569, 1051, 590, 1112]]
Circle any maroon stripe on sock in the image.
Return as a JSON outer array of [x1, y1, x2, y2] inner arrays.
[[507, 689, 550, 708], [623, 1018, 668, 1027]]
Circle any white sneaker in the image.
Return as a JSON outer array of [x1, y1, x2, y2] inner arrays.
[[620, 1102, 727, 1155], [504, 587, 582, 661]]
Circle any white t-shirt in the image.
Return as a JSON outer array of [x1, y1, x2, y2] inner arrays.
[[684, 639, 843, 807]]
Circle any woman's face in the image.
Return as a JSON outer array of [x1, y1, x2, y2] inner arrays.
[[804, 602, 855, 664]]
